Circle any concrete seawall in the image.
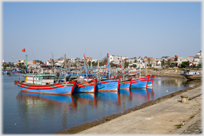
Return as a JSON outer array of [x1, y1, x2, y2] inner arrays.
[[78, 86, 202, 134]]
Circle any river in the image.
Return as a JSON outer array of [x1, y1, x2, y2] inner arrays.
[[2, 74, 199, 134]]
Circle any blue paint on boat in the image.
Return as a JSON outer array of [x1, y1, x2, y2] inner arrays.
[[131, 75, 149, 88], [96, 79, 119, 92], [17, 85, 74, 94], [74, 84, 95, 93]]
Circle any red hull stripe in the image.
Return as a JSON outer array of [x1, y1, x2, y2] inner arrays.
[[16, 81, 76, 88], [97, 80, 119, 85], [17, 84, 74, 90], [120, 81, 131, 85], [16, 81, 76, 90], [77, 83, 95, 88], [20, 89, 72, 95]]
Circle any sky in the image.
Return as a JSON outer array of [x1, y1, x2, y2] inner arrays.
[[2, 1, 202, 62]]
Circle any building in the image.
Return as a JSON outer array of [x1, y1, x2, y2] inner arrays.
[[109, 55, 121, 65]]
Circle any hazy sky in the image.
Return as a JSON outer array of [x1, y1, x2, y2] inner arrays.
[[2, 2, 201, 62]]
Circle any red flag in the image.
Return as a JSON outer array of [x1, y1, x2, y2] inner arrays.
[[83, 54, 85, 58], [22, 48, 25, 52], [106, 62, 107, 65], [33, 61, 36, 64], [107, 53, 109, 57], [120, 65, 122, 68]]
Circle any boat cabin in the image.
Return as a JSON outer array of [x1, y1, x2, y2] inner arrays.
[[24, 74, 56, 85]]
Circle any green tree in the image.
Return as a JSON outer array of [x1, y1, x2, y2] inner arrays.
[[124, 62, 129, 68], [181, 61, 189, 68]]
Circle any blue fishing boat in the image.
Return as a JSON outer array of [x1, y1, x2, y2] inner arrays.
[[73, 79, 97, 93], [96, 77, 121, 92], [15, 74, 77, 95], [119, 78, 132, 90], [131, 75, 150, 88], [96, 53, 121, 92], [147, 75, 155, 87]]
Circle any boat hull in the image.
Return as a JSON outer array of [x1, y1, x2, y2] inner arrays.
[[184, 75, 202, 80], [119, 78, 132, 90], [96, 76, 121, 92], [74, 79, 97, 93], [15, 81, 77, 95], [131, 75, 149, 88], [147, 75, 155, 87]]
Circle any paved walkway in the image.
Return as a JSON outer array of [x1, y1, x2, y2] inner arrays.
[[78, 86, 202, 134]]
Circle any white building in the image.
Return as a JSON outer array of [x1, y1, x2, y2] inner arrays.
[[110, 55, 121, 65]]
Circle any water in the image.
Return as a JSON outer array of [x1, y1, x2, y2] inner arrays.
[[2, 75, 199, 134]]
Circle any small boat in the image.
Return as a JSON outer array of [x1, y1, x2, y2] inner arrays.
[[119, 78, 132, 90], [147, 75, 155, 87], [131, 75, 150, 88], [183, 70, 202, 80], [96, 75, 121, 92], [15, 74, 77, 95], [73, 79, 97, 93]]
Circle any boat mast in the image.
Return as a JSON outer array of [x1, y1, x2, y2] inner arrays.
[[25, 55, 27, 73], [64, 54, 67, 82], [107, 53, 110, 79], [84, 54, 88, 81]]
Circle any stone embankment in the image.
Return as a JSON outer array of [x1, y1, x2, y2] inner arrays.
[[57, 84, 202, 134], [141, 68, 201, 78], [76, 86, 202, 134]]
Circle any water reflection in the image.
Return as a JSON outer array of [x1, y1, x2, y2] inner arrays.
[[96, 92, 121, 107], [147, 88, 155, 100], [16, 92, 76, 108], [73, 93, 97, 108], [130, 88, 150, 104]]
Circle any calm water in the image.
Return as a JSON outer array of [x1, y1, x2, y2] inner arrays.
[[2, 74, 199, 134]]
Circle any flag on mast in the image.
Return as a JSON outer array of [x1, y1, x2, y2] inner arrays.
[[22, 48, 25, 52]]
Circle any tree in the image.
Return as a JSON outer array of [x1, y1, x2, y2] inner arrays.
[[132, 64, 137, 68], [181, 61, 189, 68], [124, 61, 129, 68]]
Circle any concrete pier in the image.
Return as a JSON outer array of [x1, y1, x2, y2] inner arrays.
[[78, 86, 202, 134]]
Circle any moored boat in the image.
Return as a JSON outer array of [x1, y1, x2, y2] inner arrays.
[[73, 78, 97, 93], [119, 78, 132, 90], [131, 75, 150, 88], [147, 75, 155, 87], [96, 75, 121, 92], [183, 70, 202, 80], [15, 74, 77, 95]]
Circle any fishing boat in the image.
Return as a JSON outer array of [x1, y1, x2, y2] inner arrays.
[[183, 70, 202, 80], [73, 79, 97, 93], [147, 75, 155, 87], [119, 78, 132, 90], [96, 76, 121, 92], [15, 74, 77, 95], [96, 53, 121, 92], [131, 75, 150, 88]]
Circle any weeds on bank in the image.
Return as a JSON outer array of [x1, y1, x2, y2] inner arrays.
[[190, 116, 194, 119], [177, 124, 183, 129]]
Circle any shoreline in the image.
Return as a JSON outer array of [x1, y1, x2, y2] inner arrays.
[[56, 82, 201, 134]]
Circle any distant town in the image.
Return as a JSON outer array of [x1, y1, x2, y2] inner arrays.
[[2, 50, 202, 71]]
